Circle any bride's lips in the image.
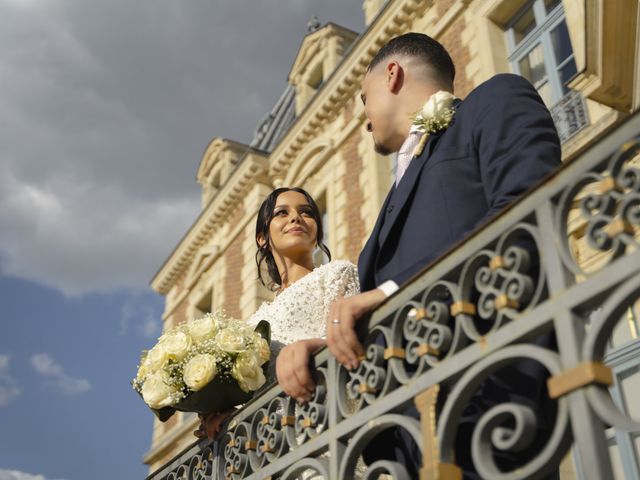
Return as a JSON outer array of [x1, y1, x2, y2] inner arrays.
[[285, 226, 306, 234]]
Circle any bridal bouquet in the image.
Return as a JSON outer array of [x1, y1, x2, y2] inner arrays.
[[132, 311, 270, 422]]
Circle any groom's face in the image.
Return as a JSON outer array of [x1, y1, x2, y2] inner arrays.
[[361, 65, 398, 156]]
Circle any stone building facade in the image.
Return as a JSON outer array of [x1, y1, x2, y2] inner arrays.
[[144, 0, 640, 475]]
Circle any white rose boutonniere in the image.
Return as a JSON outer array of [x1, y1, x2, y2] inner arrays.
[[412, 90, 456, 135]]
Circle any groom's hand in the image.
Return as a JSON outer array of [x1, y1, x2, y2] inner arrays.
[[327, 289, 386, 370], [276, 338, 326, 403]]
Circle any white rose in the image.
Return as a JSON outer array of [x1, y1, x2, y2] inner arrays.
[[232, 352, 266, 392], [146, 345, 169, 371], [187, 316, 217, 342], [183, 354, 217, 391], [160, 331, 192, 361], [141, 371, 178, 409], [215, 329, 247, 353], [420, 90, 455, 120], [136, 356, 151, 382], [255, 337, 271, 366]]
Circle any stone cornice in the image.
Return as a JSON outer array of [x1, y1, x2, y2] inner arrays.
[[268, 0, 431, 181], [151, 150, 269, 295]]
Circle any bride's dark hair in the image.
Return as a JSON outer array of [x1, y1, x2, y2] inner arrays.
[[255, 187, 331, 290]]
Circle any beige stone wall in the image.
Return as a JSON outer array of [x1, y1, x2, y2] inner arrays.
[[145, 0, 640, 472]]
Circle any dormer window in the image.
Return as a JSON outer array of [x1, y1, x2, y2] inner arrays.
[[196, 138, 248, 208], [308, 63, 323, 91], [288, 22, 358, 115]]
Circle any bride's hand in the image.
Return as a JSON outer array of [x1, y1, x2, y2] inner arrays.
[[194, 408, 236, 441], [276, 338, 326, 403]]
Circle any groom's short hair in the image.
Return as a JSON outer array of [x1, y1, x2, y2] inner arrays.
[[368, 32, 455, 90]]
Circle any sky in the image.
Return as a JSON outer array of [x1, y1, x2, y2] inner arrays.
[[0, 1, 364, 479]]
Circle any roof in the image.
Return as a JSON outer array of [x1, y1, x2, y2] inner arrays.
[[249, 84, 297, 153]]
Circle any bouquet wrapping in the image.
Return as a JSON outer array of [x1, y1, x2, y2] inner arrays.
[[132, 312, 271, 422]]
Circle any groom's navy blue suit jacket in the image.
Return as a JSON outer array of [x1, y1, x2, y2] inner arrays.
[[358, 74, 561, 292]]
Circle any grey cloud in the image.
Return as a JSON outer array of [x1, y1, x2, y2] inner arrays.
[[0, 0, 363, 295]]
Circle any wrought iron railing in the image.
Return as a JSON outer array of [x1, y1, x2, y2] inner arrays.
[[147, 113, 640, 480]]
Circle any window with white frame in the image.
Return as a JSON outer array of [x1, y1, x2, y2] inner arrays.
[[506, 0, 576, 107], [505, 0, 588, 142]]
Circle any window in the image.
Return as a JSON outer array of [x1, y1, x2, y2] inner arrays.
[[193, 289, 213, 318], [507, 0, 576, 106], [506, 0, 588, 142]]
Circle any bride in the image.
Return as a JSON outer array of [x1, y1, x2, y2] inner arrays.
[[196, 187, 359, 440]]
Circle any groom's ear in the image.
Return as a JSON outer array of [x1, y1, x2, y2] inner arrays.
[[386, 61, 403, 93]]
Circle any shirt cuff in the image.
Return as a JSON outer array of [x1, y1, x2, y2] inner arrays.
[[377, 280, 399, 297]]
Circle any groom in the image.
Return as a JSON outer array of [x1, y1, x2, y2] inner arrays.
[[326, 33, 561, 477]]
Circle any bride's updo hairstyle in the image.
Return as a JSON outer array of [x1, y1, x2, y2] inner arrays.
[[255, 187, 331, 290]]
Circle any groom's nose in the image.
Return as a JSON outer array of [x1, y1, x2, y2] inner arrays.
[[365, 121, 372, 132]]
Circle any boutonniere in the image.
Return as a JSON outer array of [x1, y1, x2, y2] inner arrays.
[[411, 90, 456, 157]]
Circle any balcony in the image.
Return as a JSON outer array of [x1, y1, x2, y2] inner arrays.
[[550, 90, 590, 144], [147, 112, 640, 480]]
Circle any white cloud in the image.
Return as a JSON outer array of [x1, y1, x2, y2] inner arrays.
[[0, 354, 22, 407], [119, 293, 161, 338], [0, 469, 65, 480], [30, 353, 91, 395]]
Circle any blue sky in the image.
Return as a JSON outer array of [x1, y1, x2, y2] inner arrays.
[[0, 1, 363, 478]]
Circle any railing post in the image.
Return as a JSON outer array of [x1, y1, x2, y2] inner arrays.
[[535, 200, 615, 480], [414, 384, 462, 480]]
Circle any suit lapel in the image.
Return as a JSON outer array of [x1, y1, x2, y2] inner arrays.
[[376, 98, 462, 252], [358, 186, 394, 290]]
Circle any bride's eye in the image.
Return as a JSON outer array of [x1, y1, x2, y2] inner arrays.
[[275, 209, 287, 216]]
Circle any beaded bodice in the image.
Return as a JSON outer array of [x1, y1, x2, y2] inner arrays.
[[246, 260, 360, 350]]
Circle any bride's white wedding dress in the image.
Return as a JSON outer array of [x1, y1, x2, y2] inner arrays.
[[246, 259, 360, 356], [241, 260, 364, 479]]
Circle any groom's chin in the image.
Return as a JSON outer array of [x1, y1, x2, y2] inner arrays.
[[374, 142, 394, 156]]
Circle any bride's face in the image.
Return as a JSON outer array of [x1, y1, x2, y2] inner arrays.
[[267, 191, 318, 258]]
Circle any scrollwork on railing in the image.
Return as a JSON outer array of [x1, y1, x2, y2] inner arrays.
[[148, 128, 640, 480], [581, 273, 640, 431], [437, 345, 572, 480], [556, 137, 640, 276]]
